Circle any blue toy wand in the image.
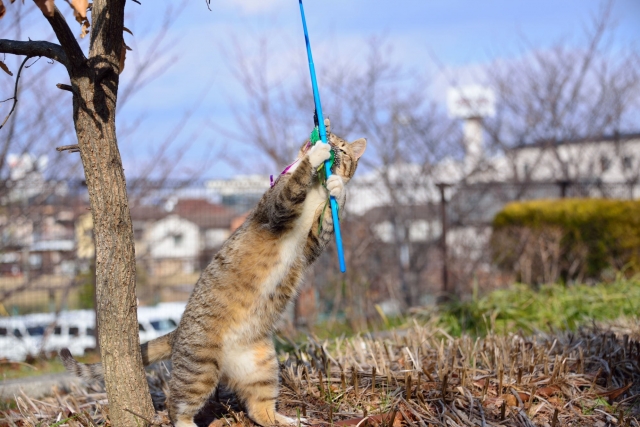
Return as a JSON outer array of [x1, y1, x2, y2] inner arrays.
[[298, 0, 346, 273]]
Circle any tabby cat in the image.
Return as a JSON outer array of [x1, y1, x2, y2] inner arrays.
[[61, 120, 366, 427]]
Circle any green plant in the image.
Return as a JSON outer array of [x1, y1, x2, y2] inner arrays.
[[492, 199, 640, 284], [76, 268, 95, 309], [434, 278, 640, 336]]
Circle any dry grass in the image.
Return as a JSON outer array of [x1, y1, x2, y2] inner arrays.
[[1, 318, 639, 427]]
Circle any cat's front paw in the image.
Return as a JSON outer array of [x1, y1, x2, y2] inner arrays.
[[307, 143, 331, 168], [326, 175, 344, 199]]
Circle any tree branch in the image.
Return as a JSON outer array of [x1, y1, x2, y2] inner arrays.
[[0, 39, 69, 68], [56, 83, 74, 92], [41, 3, 86, 71], [0, 56, 29, 130], [56, 144, 80, 152]]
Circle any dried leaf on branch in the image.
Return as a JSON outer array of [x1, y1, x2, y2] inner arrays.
[[70, 0, 87, 18], [118, 40, 132, 74], [79, 18, 89, 38], [0, 0, 6, 19], [0, 60, 12, 76], [70, 0, 90, 38], [34, 0, 54, 17]]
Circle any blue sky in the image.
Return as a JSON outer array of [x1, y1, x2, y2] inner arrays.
[[2, 0, 639, 179]]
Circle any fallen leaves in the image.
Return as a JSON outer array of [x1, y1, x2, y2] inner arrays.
[[596, 382, 633, 402], [334, 412, 402, 426], [537, 385, 561, 398], [2, 323, 639, 427]]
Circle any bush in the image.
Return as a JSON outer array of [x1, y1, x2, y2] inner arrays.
[[491, 199, 640, 284]]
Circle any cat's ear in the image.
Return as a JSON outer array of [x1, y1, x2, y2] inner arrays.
[[324, 118, 331, 134], [349, 138, 367, 160]]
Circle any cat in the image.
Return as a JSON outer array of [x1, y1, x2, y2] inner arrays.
[[61, 120, 366, 427]]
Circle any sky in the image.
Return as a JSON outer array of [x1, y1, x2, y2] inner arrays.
[[2, 0, 639, 179]]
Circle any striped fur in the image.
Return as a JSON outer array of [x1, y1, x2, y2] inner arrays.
[[61, 122, 366, 426], [60, 331, 175, 382]]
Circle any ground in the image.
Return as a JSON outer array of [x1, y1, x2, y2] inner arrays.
[[1, 316, 639, 427]]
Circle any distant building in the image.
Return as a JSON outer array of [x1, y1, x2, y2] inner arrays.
[[1, 205, 80, 276], [351, 132, 640, 218], [346, 131, 640, 282], [172, 198, 237, 269], [172, 199, 237, 249], [205, 175, 269, 214], [145, 215, 200, 276], [508, 133, 640, 197]]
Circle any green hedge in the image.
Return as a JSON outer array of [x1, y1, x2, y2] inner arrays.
[[491, 199, 640, 283]]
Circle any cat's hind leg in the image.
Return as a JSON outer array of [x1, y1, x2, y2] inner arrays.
[[223, 338, 296, 426], [167, 344, 221, 427]]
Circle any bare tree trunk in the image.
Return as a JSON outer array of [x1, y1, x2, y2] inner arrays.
[[0, 1, 155, 425], [72, 2, 155, 425], [74, 78, 154, 427]]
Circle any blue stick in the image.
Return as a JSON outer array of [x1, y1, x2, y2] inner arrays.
[[298, 0, 346, 273]]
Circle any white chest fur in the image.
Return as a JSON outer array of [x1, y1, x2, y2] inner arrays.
[[260, 184, 327, 298], [223, 184, 328, 345]]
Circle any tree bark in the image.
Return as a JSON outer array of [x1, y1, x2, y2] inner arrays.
[[74, 71, 155, 426], [73, 0, 156, 425], [1, 1, 155, 426]]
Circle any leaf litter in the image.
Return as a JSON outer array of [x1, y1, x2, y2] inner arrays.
[[1, 318, 639, 427]]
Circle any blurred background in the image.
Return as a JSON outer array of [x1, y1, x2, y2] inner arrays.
[[1, 0, 639, 360]]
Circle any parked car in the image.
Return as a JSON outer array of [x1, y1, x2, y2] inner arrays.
[[137, 303, 184, 343], [0, 317, 34, 362], [43, 310, 96, 357], [0, 302, 186, 361]]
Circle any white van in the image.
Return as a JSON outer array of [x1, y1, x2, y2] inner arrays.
[[0, 317, 33, 361], [44, 310, 96, 357], [0, 303, 186, 361], [137, 303, 184, 343]]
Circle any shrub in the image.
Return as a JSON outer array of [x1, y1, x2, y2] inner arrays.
[[491, 199, 640, 284]]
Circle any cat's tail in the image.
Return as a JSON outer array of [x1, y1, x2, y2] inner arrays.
[[60, 330, 175, 382]]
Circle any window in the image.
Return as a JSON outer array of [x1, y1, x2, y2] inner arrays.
[[173, 233, 183, 246], [87, 328, 95, 337], [600, 155, 611, 172], [623, 156, 633, 170], [29, 254, 42, 268], [0, 327, 6, 336], [139, 323, 146, 332], [69, 327, 79, 336], [13, 329, 22, 338], [54, 326, 62, 335], [27, 326, 45, 336], [150, 319, 177, 332]]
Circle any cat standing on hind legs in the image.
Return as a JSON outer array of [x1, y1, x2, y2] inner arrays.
[[61, 119, 366, 427]]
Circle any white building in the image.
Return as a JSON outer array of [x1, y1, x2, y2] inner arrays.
[[145, 215, 201, 275]]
